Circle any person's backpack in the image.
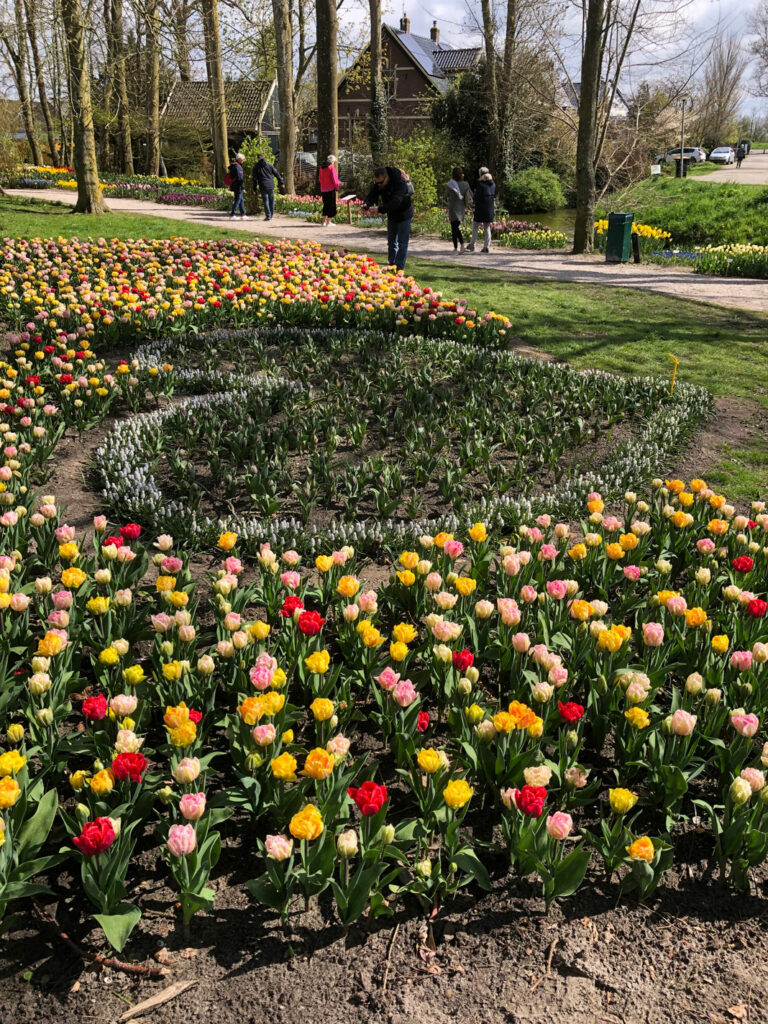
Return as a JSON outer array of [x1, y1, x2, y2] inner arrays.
[[399, 169, 415, 197], [224, 167, 235, 189]]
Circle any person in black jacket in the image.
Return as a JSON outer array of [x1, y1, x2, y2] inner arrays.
[[363, 166, 414, 270], [466, 167, 496, 253], [252, 155, 284, 220], [228, 153, 246, 220]]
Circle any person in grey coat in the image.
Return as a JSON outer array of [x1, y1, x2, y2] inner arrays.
[[444, 166, 473, 253]]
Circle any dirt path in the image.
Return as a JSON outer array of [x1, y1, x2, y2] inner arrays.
[[697, 149, 768, 185], [9, 187, 768, 314]]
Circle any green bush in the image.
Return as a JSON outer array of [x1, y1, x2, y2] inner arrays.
[[388, 132, 439, 208], [504, 167, 566, 212]]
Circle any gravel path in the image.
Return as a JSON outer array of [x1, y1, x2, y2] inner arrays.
[[9, 187, 768, 314]]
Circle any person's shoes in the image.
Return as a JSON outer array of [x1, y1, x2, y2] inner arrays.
[[452, 246, 458, 253], [264, 216, 270, 221], [465, 244, 474, 252], [459, 243, 465, 253], [241, 215, 248, 220], [481, 247, 489, 253], [229, 215, 236, 220]]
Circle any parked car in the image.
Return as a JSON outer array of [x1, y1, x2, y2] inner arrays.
[[661, 146, 707, 164], [709, 146, 736, 164]]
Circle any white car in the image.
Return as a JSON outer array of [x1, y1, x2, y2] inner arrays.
[[709, 147, 735, 164], [662, 146, 707, 164]]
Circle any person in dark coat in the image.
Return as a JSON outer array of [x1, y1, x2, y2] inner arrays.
[[736, 144, 746, 168], [363, 166, 414, 271], [466, 167, 496, 253], [252, 155, 284, 220], [228, 153, 246, 220]]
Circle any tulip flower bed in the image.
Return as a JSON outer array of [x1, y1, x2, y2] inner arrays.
[[0, 236, 512, 349], [91, 324, 709, 553], [1, 472, 768, 963]]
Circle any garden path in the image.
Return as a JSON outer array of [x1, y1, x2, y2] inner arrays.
[[697, 150, 768, 185], [10, 187, 768, 314]]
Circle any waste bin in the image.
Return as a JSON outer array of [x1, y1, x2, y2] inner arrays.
[[675, 157, 690, 178], [605, 212, 634, 264]]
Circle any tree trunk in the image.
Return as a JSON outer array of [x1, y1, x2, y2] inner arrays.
[[367, 0, 386, 166], [479, 0, 499, 172], [101, 0, 115, 169], [60, 0, 109, 212], [24, 0, 58, 162], [272, 0, 295, 193], [13, 0, 42, 164], [171, 0, 192, 80], [573, 0, 605, 254], [201, 0, 229, 186], [145, 0, 161, 175], [315, 0, 337, 169], [112, 0, 134, 173]]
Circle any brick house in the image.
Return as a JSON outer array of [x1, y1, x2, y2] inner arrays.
[[338, 16, 482, 144]]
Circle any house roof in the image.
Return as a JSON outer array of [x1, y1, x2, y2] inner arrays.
[[161, 79, 278, 134], [433, 48, 483, 73], [559, 80, 630, 116], [386, 25, 481, 92]]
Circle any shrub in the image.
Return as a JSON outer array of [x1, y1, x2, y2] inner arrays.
[[388, 132, 439, 208], [503, 167, 566, 212]]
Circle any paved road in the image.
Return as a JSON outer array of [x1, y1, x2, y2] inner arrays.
[[7, 187, 768, 314], [697, 150, 768, 185]]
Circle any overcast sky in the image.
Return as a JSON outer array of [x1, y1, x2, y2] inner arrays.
[[382, 0, 765, 111]]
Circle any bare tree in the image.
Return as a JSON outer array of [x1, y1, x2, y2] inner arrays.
[[60, 0, 109, 211], [693, 35, 748, 149], [24, 0, 57, 160], [112, 0, 134, 172], [750, 0, 768, 97], [573, 0, 604, 253], [0, 0, 42, 163]]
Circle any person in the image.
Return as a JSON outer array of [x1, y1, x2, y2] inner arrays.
[[736, 144, 746, 169], [252, 154, 284, 221], [228, 153, 246, 220], [363, 166, 414, 271], [318, 155, 340, 226], [444, 166, 473, 253], [466, 167, 495, 253]]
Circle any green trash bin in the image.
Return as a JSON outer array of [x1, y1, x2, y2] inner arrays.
[[605, 212, 634, 263]]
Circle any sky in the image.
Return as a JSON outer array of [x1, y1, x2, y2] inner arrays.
[[379, 0, 765, 112]]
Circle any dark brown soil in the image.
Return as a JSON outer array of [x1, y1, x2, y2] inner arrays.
[[2, 852, 768, 1024]]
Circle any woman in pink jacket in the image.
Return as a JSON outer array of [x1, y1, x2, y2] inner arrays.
[[318, 155, 340, 226]]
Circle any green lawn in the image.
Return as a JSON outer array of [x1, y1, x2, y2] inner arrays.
[[3, 195, 766, 499]]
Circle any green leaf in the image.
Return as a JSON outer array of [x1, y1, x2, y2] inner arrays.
[[93, 904, 141, 953], [452, 848, 491, 890], [245, 877, 286, 912], [16, 789, 58, 859], [552, 847, 591, 899]]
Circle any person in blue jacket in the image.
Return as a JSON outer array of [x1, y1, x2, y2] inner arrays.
[[228, 154, 246, 220], [363, 166, 414, 271]]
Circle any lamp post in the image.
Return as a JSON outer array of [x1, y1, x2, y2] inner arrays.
[[677, 96, 689, 179]]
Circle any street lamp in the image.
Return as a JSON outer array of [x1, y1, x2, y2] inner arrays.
[[677, 95, 690, 179]]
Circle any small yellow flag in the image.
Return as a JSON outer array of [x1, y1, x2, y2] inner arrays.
[[668, 353, 680, 395]]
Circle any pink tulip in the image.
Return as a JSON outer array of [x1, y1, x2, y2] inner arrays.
[[539, 544, 557, 562], [374, 667, 400, 692], [512, 632, 531, 653], [179, 792, 206, 820], [281, 571, 301, 590], [740, 767, 765, 793], [443, 540, 464, 559], [730, 651, 753, 672], [546, 580, 568, 601], [623, 565, 642, 581], [669, 709, 697, 736], [520, 585, 538, 604], [51, 590, 73, 610], [265, 834, 293, 860], [696, 538, 715, 554], [167, 823, 196, 857], [732, 713, 759, 738], [642, 622, 665, 647], [392, 679, 418, 707], [546, 812, 573, 840]]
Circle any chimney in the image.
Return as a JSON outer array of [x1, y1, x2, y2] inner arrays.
[[430, 20, 440, 43], [399, 13, 410, 32]]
